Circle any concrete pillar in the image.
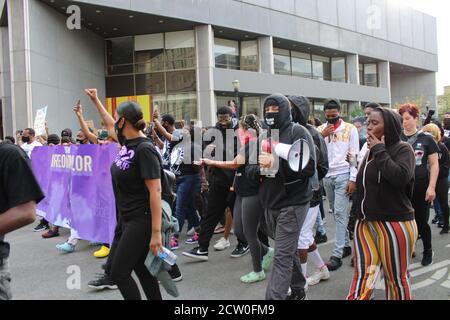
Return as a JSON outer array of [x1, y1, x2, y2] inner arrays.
[[346, 54, 359, 85], [258, 36, 274, 74], [0, 26, 12, 137], [195, 25, 216, 127], [8, 0, 33, 132]]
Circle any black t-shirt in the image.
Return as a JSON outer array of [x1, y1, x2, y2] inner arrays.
[[0, 142, 45, 259], [401, 132, 440, 180], [170, 142, 202, 176], [437, 142, 450, 179], [111, 137, 161, 218], [235, 141, 260, 197]]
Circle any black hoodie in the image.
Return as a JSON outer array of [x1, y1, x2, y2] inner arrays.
[[289, 96, 329, 207], [355, 107, 415, 222], [259, 94, 316, 210]]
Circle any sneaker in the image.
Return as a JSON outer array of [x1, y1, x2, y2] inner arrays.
[[185, 232, 199, 245], [186, 227, 195, 237], [42, 229, 60, 239], [421, 250, 434, 267], [182, 247, 209, 261], [262, 248, 275, 271], [240, 271, 266, 284], [88, 273, 118, 290], [93, 246, 110, 258], [440, 227, 449, 234], [230, 243, 250, 258], [306, 266, 330, 286], [214, 224, 225, 234], [342, 246, 352, 259], [315, 233, 328, 244], [431, 216, 440, 224], [286, 288, 307, 301], [56, 242, 75, 253], [171, 236, 179, 250], [33, 220, 49, 232], [214, 237, 231, 251], [169, 264, 183, 282], [326, 256, 342, 271]]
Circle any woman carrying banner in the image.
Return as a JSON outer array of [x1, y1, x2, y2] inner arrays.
[[108, 101, 164, 300]]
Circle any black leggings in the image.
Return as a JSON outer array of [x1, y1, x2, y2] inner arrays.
[[109, 214, 162, 300], [436, 177, 449, 229], [412, 179, 432, 252]]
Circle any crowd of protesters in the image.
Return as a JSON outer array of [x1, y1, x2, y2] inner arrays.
[[1, 87, 449, 301]]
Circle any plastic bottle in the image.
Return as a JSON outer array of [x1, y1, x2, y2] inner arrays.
[[157, 247, 177, 266]]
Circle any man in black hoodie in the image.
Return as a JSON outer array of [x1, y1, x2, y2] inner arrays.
[[289, 96, 330, 286], [183, 106, 247, 260], [259, 94, 316, 300]]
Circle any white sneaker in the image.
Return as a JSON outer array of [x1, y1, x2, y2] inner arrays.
[[186, 227, 195, 236], [213, 237, 230, 251], [307, 266, 330, 286]]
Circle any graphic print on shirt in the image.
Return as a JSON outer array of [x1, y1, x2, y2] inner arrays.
[[170, 145, 184, 175], [114, 145, 135, 170]]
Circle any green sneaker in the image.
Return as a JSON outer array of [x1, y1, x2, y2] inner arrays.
[[262, 248, 275, 271], [240, 271, 266, 284]]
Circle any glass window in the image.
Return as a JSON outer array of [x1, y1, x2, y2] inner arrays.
[[106, 75, 134, 97], [312, 101, 324, 122], [165, 31, 196, 70], [166, 93, 198, 120], [242, 97, 262, 117], [166, 70, 196, 93], [135, 33, 164, 51], [359, 64, 364, 85], [135, 49, 165, 73], [240, 41, 258, 72], [332, 57, 346, 83], [291, 51, 312, 78], [135, 73, 165, 95], [312, 55, 331, 81], [274, 48, 291, 75], [106, 37, 134, 75], [364, 63, 378, 87], [215, 38, 240, 70], [166, 47, 196, 70]]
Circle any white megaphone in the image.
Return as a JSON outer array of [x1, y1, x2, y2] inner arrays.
[[274, 139, 310, 172]]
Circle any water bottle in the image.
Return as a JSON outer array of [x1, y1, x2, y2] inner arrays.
[[157, 247, 177, 266], [415, 143, 424, 166]]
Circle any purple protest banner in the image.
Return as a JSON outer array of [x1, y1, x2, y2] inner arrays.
[[31, 144, 119, 245]]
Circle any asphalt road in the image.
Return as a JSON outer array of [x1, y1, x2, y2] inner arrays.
[[5, 202, 450, 300]]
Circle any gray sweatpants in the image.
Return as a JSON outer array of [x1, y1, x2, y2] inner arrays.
[[264, 204, 309, 300], [233, 195, 269, 273], [0, 259, 12, 300]]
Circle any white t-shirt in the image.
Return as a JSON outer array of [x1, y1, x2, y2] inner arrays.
[[21, 140, 43, 158]]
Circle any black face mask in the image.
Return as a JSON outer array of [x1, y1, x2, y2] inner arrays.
[[327, 116, 341, 125], [114, 118, 126, 145], [76, 139, 86, 144], [21, 136, 30, 143], [265, 112, 280, 129]]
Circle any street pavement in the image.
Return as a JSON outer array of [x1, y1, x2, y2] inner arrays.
[[6, 202, 450, 300]]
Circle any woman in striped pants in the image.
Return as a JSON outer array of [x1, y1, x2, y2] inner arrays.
[[347, 106, 417, 300]]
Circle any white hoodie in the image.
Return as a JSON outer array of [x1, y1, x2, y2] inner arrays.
[[318, 120, 360, 182]]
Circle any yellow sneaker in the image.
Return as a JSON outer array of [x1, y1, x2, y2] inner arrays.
[[94, 246, 110, 258]]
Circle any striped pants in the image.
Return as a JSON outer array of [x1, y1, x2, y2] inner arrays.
[[347, 219, 418, 300]]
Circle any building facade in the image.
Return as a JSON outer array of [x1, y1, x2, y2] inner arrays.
[[0, 0, 439, 137]]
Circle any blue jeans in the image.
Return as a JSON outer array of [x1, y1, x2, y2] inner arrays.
[[175, 174, 201, 234], [324, 173, 351, 259], [315, 209, 326, 236]]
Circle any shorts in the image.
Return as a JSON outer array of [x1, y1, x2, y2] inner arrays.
[[297, 205, 320, 250]]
